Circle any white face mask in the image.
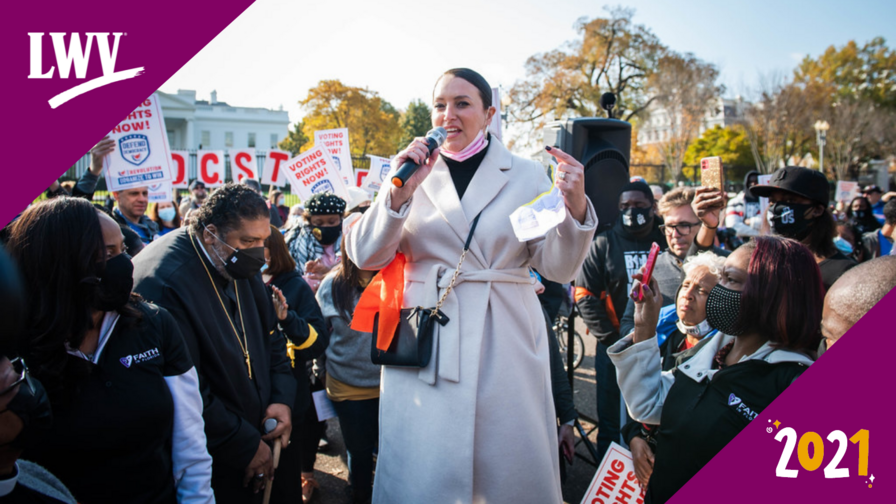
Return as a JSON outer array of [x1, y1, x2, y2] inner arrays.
[[158, 207, 176, 222], [676, 319, 714, 338], [278, 198, 285, 206]]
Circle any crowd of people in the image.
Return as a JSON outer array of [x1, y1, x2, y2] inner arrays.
[[0, 67, 894, 504]]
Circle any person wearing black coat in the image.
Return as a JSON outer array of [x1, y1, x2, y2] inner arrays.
[[132, 185, 296, 503], [263, 226, 328, 504]]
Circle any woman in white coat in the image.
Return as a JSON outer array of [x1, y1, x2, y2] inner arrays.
[[345, 68, 598, 504]]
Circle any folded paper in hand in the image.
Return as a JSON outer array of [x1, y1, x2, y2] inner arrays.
[[509, 163, 567, 241]]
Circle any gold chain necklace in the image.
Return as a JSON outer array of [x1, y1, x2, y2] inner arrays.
[[189, 230, 252, 379]]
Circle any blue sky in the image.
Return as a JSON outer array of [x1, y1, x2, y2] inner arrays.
[[161, 0, 895, 125]]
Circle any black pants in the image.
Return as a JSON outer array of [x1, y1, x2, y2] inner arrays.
[[595, 341, 632, 460], [270, 379, 327, 504], [332, 397, 379, 496]]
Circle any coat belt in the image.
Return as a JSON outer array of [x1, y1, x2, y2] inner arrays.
[[405, 264, 534, 385]]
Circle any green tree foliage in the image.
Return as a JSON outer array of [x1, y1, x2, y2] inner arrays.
[[299, 80, 402, 157], [278, 120, 309, 156], [684, 125, 755, 166], [399, 99, 432, 148]]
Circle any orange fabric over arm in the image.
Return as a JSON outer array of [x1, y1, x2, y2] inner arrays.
[[350, 253, 406, 351]]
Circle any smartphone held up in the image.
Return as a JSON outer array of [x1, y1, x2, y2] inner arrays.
[[700, 156, 724, 191]]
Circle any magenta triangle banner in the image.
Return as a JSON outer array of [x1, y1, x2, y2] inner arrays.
[[0, 0, 255, 227]]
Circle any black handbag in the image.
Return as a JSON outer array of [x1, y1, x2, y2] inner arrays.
[[370, 213, 481, 367]]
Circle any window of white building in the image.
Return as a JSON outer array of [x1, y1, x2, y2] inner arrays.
[[225, 132, 234, 147], [201, 130, 210, 148], [270, 133, 279, 149], [248, 133, 256, 148]]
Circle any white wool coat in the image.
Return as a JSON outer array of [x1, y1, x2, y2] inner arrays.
[[346, 139, 597, 504]]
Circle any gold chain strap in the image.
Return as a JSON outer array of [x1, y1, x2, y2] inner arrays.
[[431, 248, 470, 317]]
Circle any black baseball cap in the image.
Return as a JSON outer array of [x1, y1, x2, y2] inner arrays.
[[750, 166, 830, 206], [189, 180, 207, 190], [863, 185, 882, 194]]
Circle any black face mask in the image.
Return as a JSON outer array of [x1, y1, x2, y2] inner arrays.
[[205, 226, 266, 279], [620, 207, 653, 234], [0, 370, 52, 450], [854, 210, 868, 219], [705, 284, 745, 336], [769, 202, 816, 241], [92, 253, 134, 311], [312, 225, 342, 246]]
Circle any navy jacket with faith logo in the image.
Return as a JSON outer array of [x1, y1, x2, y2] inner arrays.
[[608, 331, 813, 504]]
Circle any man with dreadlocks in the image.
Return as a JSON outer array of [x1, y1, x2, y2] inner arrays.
[[284, 192, 347, 293]]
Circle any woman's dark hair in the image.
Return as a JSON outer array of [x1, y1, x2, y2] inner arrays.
[[269, 190, 283, 207], [436, 68, 492, 109], [190, 183, 270, 236], [4, 197, 141, 397], [147, 201, 182, 229], [265, 224, 296, 277], [330, 254, 371, 322], [735, 236, 823, 352], [805, 207, 837, 258]]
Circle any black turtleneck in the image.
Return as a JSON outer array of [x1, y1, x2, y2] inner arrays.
[[441, 137, 491, 200]]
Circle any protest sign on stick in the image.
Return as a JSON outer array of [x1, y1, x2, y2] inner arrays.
[[170, 151, 189, 188], [757, 174, 773, 219], [835, 180, 860, 203], [363, 155, 392, 194], [148, 180, 173, 203], [314, 128, 353, 186], [580, 442, 645, 504], [231, 149, 258, 182], [262, 150, 290, 188], [283, 145, 349, 201], [355, 169, 369, 189], [104, 94, 173, 191], [197, 150, 225, 187]]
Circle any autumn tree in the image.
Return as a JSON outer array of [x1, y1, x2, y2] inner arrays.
[[299, 80, 402, 157], [648, 52, 722, 180], [794, 37, 896, 109], [278, 120, 309, 156], [741, 74, 826, 174], [506, 7, 664, 146], [399, 99, 431, 148]]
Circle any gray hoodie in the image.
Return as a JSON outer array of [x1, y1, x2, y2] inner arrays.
[[316, 274, 381, 389]]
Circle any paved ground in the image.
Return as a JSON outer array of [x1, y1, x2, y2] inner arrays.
[[293, 317, 601, 504]]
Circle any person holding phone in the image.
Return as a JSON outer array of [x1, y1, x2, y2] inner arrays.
[[346, 68, 597, 504], [575, 181, 665, 460], [609, 236, 819, 503]]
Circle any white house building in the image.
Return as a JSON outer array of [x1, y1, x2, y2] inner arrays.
[[638, 96, 747, 145], [158, 89, 290, 151]]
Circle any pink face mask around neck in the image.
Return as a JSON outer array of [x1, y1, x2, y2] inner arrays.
[[441, 130, 489, 162]]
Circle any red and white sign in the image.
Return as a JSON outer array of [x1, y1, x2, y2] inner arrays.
[[197, 150, 225, 187], [354, 169, 369, 189], [170, 151, 189, 188], [580, 443, 645, 504], [262, 150, 290, 187], [835, 180, 861, 203], [148, 180, 173, 203], [363, 154, 392, 193], [104, 94, 173, 192], [314, 128, 353, 187], [231, 149, 258, 182], [283, 145, 349, 201]]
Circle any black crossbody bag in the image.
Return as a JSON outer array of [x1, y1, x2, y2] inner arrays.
[[370, 213, 481, 367]]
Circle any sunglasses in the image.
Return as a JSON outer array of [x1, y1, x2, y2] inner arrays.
[[0, 357, 34, 397]]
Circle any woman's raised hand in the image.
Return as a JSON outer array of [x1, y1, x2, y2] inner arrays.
[[389, 138, 440, 211], [545, 146, 588, 224]]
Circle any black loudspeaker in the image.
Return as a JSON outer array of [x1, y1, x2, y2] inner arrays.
[[542, 118, 631, 233]]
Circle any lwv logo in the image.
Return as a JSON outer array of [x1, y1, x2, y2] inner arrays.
[[28, 32, 144, 109]]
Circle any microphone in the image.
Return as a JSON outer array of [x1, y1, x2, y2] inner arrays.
[[600, 92, 616, 119], [391, 127, 447, 188]]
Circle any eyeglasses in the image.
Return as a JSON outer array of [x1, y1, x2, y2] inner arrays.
[[659, 222, 701, 236], [0, 357, 34, 397]]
